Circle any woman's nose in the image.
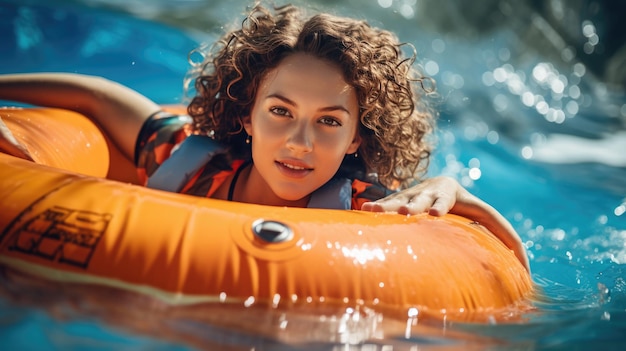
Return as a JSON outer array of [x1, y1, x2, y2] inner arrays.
[[286, 122, 313, 153]]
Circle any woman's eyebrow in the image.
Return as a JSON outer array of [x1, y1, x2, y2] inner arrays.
[[267, 93, 351, 115], [267, 93, 297, 106]]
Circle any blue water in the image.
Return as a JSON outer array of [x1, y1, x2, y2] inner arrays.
[[1, 0, 625, 350]]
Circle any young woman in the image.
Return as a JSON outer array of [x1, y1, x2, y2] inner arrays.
[[0, 4, 529, 270]]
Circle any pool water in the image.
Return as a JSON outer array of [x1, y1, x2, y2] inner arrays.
[[1, 0, 625, 349]]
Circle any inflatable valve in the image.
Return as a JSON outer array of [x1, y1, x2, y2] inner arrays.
[[252, 220, 294, 243]]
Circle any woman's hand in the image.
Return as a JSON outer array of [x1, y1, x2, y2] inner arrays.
[[361, 176, 530, 272], [0, 117, 33, 161]]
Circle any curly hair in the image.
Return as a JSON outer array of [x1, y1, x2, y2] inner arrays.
[[186, 3, 435, 188]]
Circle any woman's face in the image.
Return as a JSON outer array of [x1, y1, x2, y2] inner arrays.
[[243, 53, 361, 203]]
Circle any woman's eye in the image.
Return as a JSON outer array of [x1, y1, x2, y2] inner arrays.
[[270, 107, 291, 117], [320, 116, 341, 127]]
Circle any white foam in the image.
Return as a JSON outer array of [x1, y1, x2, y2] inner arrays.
[[531, 131, 626, 167]]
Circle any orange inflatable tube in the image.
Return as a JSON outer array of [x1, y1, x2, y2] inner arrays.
[[0, 106, 533, 323]]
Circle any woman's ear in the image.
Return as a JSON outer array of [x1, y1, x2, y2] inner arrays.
[[242, 115, 252, 135], [346, 134, 361, 155]]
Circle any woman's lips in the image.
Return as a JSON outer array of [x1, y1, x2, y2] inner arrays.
[[275, 160, 313, 178]]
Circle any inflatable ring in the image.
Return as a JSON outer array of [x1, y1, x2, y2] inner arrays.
[[0, 106, 533, 323]]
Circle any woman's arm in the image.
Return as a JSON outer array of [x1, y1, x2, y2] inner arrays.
[[361, 176, 530, 272], [0, 73, 161, 162]]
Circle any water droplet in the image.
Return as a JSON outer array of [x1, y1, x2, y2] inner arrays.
[[468, 167, 481, 180], [377, 0, 392, 8], [424, 60, 439, 76], [521, 146, 533, 159], [244, 296, 255, 307], [272, 294, 281, 308]]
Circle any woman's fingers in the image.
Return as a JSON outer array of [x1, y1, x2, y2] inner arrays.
[[361, 195, 408, 212], [428, 196, 453, 216], [362, 177, 458, 215]]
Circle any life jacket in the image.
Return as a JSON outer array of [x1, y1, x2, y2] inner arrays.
[[146, 135, 353, 209]]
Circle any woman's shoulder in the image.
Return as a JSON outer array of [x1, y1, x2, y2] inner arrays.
[[135, 113, 194, 181]]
